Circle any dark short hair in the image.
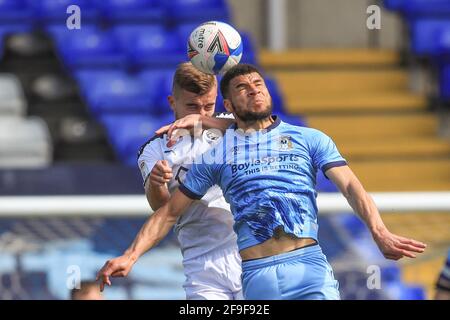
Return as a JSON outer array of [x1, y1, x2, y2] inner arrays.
[[173, 62, 217, 97], [220, 64, 263, 99]]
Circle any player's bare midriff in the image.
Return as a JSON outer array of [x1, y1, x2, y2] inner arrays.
[[239, 228, 317, 261]]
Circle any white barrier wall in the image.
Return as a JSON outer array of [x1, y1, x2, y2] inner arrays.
[[1, 192, 449, 216]]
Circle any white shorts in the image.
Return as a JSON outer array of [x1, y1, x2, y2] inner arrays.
[[182, 245, 243, 300]]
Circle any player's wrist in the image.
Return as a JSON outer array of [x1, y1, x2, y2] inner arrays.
[[123, 249, 140, 263], [370, 223, 388, 239]]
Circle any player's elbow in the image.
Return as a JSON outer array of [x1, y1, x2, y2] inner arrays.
[[163, 201, 183, 223]]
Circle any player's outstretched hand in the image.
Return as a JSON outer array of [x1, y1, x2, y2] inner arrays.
[[373, 228, 427, 260], [96, 254, 135, 292], [155, 114, 202, 147]]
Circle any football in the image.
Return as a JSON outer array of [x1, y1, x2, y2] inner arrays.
[[187, 21, 243, 75]]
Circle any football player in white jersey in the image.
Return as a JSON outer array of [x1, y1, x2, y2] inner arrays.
[[97, 62, 243, 300]]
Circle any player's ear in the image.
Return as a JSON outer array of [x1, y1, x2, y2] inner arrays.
[[223, 99, 233, 113], [167, 95, 176, 111]]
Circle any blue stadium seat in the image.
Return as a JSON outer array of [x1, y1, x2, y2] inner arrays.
[[436, 26, 450, 56], [0, 0, 33, 25], [318, 215, 348, 261], [384, 0, 450, 18], [56, 28, 126, 70], [138, 69, 176, 115], [100, 114, 173, 165], [75, 69, 126, 97], [0, 24, 33, 39], [385, 282, 426, 300], [404, 0, 450, 18], [383, 0, 407, 12], [265, 76, 287, 115], [410, 19, 450, 56], [175, 23, 199, 43], [164, 0, 230, 25], [80, 72, 154, 117], [439, 63, 450, 99], [240, 32, 258, 65], [112, 25, 161, 50], [97, 0, 164, 24], [126, 27, 185, 69], [337, 213, 368, 239], [31, 0, 99, 24], [315, 169, 338, 192]]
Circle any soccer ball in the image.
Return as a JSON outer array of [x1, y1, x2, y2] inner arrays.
[[187, 21, 243, 75]]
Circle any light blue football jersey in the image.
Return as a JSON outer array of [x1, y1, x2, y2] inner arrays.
[[179, 116, 347, 252]]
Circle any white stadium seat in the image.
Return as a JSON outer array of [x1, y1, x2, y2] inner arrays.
[[0, 116, 52, 168], [0, 73, 27, 117]]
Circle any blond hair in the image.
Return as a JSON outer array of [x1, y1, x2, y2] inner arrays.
[[172, 62, 217, 97]]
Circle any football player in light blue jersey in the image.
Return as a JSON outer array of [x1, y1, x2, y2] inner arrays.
[[98, 64, 427, 300]]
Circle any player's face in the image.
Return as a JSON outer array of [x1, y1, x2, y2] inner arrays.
[[169, 84, 217, 120], [225, 72, 272, 122]]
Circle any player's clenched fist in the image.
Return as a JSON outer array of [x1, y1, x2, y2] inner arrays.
[[150, 160, 173, 186]]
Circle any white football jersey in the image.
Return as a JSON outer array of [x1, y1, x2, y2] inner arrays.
[[137, 124, 237, 262]]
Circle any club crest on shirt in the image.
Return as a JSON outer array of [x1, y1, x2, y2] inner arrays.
[[279, 135, 293, 151], [204, 129, 221, 143]]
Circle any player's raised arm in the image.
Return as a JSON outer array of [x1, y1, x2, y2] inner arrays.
[[325, 165, 427, 260], [96, 189, 194, 291], [155, 113, 234, 147], [144, 160, 172, 210]]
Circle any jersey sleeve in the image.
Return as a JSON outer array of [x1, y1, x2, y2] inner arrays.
[[179, 157, 218, 200], [137, 135, 164, 186], [309, 129, 347, 177]]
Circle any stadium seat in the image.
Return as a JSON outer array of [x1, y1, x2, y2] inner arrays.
[[164, 0, 230, 25], [74, 69, 125, 96], [174, 23, 198, 43], [55, 28, 126, 70], [404, 0, 450, 18], [384, 0, 450, 18], [97, 0, 165, 25], [0, 73, 27, 117], [315, 169, 338, 192], [31, 0, 99, 24], [240, 32, 258, 65], [0, 0, 33, 25], [337, 213, 368, 239], [126, 27, 185, 69], [439, 63, 450, 99], [0, 24, 33, 41], [435, 26, 450, 57], [383, 0, 407, 12], [137, 69, 175, 115], [101, 114, 173, 165], [410, 19, 450, 56], [0, 116, 52, 168], [265, 76, 287, 115], [384, 282, 427, 300], [79, 72, 154, 118]]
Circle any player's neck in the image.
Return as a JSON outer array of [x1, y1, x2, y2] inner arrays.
[[236, 116, 274, 132]]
